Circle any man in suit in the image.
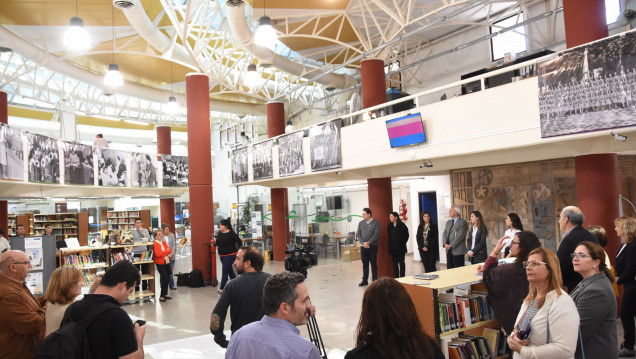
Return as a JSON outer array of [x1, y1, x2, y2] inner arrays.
[[443, 206, 468, 269], [556, 206, 599, 292]]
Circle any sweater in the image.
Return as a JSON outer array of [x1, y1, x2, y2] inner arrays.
[[45, 302, 72, 336], [216, 231, 242, 256], [482, 256, 528, 334], [357, 218, 380, 246]]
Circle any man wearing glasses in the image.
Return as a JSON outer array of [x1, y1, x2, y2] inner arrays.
[[0, 250, 46, 359], [556, 206, 598, 292]]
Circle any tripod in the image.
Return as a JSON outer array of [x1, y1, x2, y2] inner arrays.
[[306, 309, 328, 359]]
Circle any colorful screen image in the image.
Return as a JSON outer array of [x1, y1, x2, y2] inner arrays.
[[385, 113, 426, 148]]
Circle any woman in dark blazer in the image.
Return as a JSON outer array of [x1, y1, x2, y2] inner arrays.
[[615, 216, 636, 357], [387, 211, 409, 278], [467, 210, 487, 264], [416, 211, 438, 272]]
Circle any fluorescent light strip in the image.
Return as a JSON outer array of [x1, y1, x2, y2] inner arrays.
[[124, 119, 150, 126]]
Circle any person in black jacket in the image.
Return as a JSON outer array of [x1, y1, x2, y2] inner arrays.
[[467, 210, 488, 264], [416, 211, 438, 272], [214, 218, 243, 293], [615, 216, 636, 357], [556, 206, 599, 292], [387, 212, 409, 278]]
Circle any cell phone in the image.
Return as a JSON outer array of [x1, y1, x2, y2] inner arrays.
[[517, 325, 531, 340], [134, 319, 146, 327]]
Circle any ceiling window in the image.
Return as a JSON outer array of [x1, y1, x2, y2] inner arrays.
[[490, 13, 527, 61], [606, 0, 621, 24]]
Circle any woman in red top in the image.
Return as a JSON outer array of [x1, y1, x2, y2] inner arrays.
[[153, 229, 172, 302]]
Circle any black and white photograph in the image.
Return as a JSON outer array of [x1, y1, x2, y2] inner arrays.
[[27, 133, 60, 184], [231, 147, 249, 183], [538, 31, 636, 137], [0, 124, 24, 181], [62, 142, 94, 185], [278, 130, 305, 177], [131, 152, 159, 187], [252, 140, 273, 181], [309, 119, 342, 171], [98, 148, 127, 186], [162, 155, 189, 187]]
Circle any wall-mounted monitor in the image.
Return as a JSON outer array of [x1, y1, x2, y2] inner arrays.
[[326, 195, 343, 210], [385, 113, 426, 148]]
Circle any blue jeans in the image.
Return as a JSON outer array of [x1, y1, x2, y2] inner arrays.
[[168, 259, 176, 288], [220, 255, 237, 290]]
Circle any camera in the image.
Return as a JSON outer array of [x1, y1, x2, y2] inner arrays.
[[284, 241, 318, 278]]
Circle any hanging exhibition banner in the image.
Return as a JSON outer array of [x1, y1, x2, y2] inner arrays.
[[131, 152, 159, 187], [27, 133, 60, 184], [62, 141, 94, 185], [0, 123, 24, 181], [231, 147, 249, 184], [309, 119, 342, 171], [162, 155, 189, 187], [538, 32, 636, 137], [252, 140, 273, 181], [98, 148, 127, 186], [278, 130, 305, 177]]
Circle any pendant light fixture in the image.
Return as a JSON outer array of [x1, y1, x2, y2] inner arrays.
[[243, 63, 260, 89], [104, 5, 123, 88], [166, 62, 180, 115], [64, 0, 90, 52], [254, 0, 277, 49]]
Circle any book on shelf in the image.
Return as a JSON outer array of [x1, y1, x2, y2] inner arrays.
[[81, 272, 96, 285], [111, 252, 134, 264], [63, 254, 97, 267], [438, 291, 495, 334], [448, 334, 494, 359]]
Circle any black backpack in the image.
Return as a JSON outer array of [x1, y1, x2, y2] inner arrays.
[[35, 302, 118, 359], [175, 272, 191, 287], [189, 269, 205, 288]]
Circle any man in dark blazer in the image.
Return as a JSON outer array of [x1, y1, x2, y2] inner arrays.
[[556, 206, 599, 292], [443, 206, 468, 269]]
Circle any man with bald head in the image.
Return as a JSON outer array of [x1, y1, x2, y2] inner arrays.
[[556, 206, 599, 292], [0, 250, 46, 359]]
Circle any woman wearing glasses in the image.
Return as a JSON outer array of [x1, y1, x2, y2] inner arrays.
[[479, 231, 541, 334], [615, 216, 636, 357], [569, 241, 617, 359], [508, 247, 579, 359]]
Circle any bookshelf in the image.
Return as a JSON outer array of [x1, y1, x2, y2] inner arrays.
[[106, 210, 151, 233], [8, 214, 16, 236], [33, 213, 89, 245], [110, 242, 155, 300]]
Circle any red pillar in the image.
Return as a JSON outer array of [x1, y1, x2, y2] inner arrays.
[[360, 59, 386, 110], [268, 101, 290, 261], [367, 177, 393, 278], [563, 0, 608, 48], [186, 74, 214, 280], [0, 92, 7, 238], [157, 126, 175, 233]]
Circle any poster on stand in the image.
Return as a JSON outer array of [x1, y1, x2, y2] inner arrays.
[[309, 119, 342, 171], [62, 142, 94, 185], [131, 152, 159, 187], [98, 148, 127, 186], [231, 147, 249, 183], [538, 31, 636, 137], [27, 133, 60, 184], [278, 131, 305, 177], [26, 272, 43, 295], [252, 140, 273, 181], [0, 124, 24, 181], [162, 155, 189, 187], [26, 248, 43, 270]]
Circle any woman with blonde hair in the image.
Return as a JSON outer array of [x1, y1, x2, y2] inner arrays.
[[615, 216, 636, 357], [508, 247, 579, 359], [43, 267, 83, 335]]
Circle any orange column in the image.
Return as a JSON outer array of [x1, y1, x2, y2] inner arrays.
[[368, 177, 393, 278], [360, 58, 386, 109], [563, 0, 608, 48], [157, 126, 175, 233], [0, 92, 7, 237], [268, 101, 290, 261], [186, 74, 214, 280]]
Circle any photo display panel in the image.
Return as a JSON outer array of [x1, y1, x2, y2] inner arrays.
[[161, 155, 189, 187], [310, 119, 342, 171], [27, 133, 60, 184], [131, 152, 159, 187], [62, 141, 94, 185], [97, 148, 127, 186], [278, 131, 305, 177], [252, 140, 273, 181], [0, 123, 24, 181], [231, 147, 249, 183]]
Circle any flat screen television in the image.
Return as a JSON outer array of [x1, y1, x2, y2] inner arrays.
[[385, 112, 426, 148], [326, 195, 343, 210]]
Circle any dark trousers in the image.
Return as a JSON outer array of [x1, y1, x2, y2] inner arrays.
[[156, 263, 171, 298], [391, 252, 406, 278], [621, 284, 636, 349], [446, 251, 465, 269], [134, 254, 149, 291], [168, 259, 176, 288], [420, 250, 437, 272], [220, 255, 237, 290], [361, 245, 378, 282]]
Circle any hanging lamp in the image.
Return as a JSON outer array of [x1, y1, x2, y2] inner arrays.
[[254, 0, 277, 49], [64, 0, 90, 52], [104, 6, 123, 88]]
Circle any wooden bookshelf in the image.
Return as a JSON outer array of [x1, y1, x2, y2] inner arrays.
[[32, 212, 89, 245], [106, 209, 151, 232]]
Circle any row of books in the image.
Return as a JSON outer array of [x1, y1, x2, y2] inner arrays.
[[438, 292, 495, 333], [62, 254, 101, 267], [107, 218, 136, 224], [81, 272, 96, 285], [107, 211, 140, 218], [110, 251, 153, 264], [108, 224, 136, 230], [447, 334, 494, 359]]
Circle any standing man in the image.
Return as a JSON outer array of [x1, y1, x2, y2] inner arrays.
[[93, 133, 109, 148], [225, 272, 320, 359], [44, 223, 53, 236], [161, 224, 177, 290], [15, 224, 26, 237], [61, 260, 146, 359], [556, 206, 598, 292], [0, 250, 46, 359], [132, 218, 150, 291], [210, 246, 271, 348], [356, 208, 380, 286], [443, 206, 468, 269]]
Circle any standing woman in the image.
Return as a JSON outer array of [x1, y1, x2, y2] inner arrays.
[[387, 212, 409, 278], [215, 218, 242, 293], [467, 211, 487, 264], [615, 216, 636, 357], [43, 267, 83, 335], [569, 241, 617, 359], [416, 211, 438, 273], [501, 213, 524, 258], [162, 224, 177, 290], [153, 229, 172, 302]]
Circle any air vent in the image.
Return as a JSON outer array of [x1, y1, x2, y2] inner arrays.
[[0, 47, 13, 53], [113, 0, 135, 9], [226, 0, 245, 7]]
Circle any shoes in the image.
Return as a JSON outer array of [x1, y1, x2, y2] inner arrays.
[[164, 296, 173, 300], [159, 297, 167, 302], [619, 344, 635, 357], [170, 287, 177, 290], [358, 281, 369, 286]]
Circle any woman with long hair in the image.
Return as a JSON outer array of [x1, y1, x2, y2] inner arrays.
[[501, 213, 523, 258], [345, 277, 444, 359], [615, 216, 636, 357], [467, 211, 487, 264], [387, 212, 409, 278], [43, 267, 83, 335], [416, 211, 438, 273], [508, 247, 579, 358], [153, 228, 173, 302], [215, 218, 242, 293], [570, 241, 617, 359], [479, 231, 542, 334]]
